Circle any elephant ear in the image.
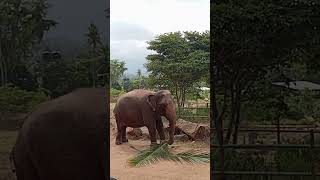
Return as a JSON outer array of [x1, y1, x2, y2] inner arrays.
[[147, 94, 157, 112]]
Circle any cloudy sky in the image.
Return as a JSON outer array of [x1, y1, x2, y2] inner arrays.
[[111, 0, 210, 75]]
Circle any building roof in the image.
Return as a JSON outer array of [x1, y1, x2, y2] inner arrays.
[[272, 81, 320, 91], [198, 87, 210, 91]]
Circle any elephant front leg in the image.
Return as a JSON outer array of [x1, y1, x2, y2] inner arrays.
[[156, 118, 165, 144], [147, 125, 157, 145]]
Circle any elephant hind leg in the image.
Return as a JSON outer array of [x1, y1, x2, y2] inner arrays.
[[115, 114, 123, 145], [121, 126, 128, 143], [15, 152, 39, 180]]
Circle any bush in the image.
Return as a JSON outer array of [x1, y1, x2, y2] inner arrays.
[[111, 88, 125, 97], [110, 88, 125, 103], [285, 90, 320, 120], [0, 86, 49, 113]]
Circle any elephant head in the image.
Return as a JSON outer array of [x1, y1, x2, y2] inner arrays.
[[147, 90, 176, 145]]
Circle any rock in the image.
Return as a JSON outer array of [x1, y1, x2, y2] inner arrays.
[[174, 134, 189, 141], [193, 126, 210, 140], [164, 119, 210, 142], [127, 128, 143, 140]]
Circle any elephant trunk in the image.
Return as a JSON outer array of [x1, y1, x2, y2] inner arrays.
[[165, 102, 176, 145]]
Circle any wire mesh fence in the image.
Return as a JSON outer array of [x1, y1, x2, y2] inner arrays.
[[212, 128, 320, 180], [177, 107, 210, 122]]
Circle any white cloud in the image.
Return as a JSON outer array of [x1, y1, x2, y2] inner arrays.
[[111, 0, 209, 73], [111, 22, 154, 41]]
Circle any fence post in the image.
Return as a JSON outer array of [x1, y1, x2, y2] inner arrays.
[[310, 129, 315, 180], [277, 116, 280, 144], [220, 143, 225, 180]]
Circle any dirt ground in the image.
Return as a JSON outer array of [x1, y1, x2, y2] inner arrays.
[[0, 131, 17, 180], [110, 104, 210, 180], [0, 104, 210, 180]]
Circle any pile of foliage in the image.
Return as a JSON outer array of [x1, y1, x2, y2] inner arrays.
[[128, 143, 209, 167]]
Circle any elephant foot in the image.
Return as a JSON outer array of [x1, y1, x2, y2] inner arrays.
[[115, 140, 122, 145], [122, 139, 128, 143]]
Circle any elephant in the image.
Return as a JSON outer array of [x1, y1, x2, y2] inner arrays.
[[113, 89, 177, 145], [11, 88, 108, 180]]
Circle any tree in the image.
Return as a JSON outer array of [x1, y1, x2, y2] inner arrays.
[[0, 0, 56, 86], [86, 23, 102, 54], [145, 31, 209, 107], [211, 0, 320, 145], [122, 77, 131, 92], [137, 69, 142, 89], [41, 54, 75, 98], [110, 59, 127, 89], [84, 23, 103, 87]]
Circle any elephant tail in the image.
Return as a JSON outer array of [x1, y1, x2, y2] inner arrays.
[[9, 146, 16, 173]]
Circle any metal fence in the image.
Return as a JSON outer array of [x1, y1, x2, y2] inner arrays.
[[212, 127, 320, 180], [177, 107, 210, 121]]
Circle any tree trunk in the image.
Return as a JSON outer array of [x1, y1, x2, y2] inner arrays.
[[224, 85, 236, 144], [3, 59, 8, 86], [0, 60, 4, 86], [175, 84, 180, 108], [179, 87, 184, 107], [211, 70, 225, 145], [232, 99, 241, 144], [181, 87, 186, 107], [0, 43, 4, 86], [92, 63, 96, 87], [232, 83, 242, 144], [211, 65, 226, 180]]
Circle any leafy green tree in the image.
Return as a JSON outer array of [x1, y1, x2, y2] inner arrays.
[[137, 69, 142, 89], [86, 23, 102, 54], [122, 77, 131, 92], [145, 31, 209, 107], [0, 0, 56, 86], [110, 59, 127, 89], [70, 23, 108, 88], [40, 53, 75, 98], [211, 0, 320, 145], [82, 23, 106, 87]]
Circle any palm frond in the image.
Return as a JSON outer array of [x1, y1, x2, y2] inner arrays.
[[128, 143, 210, 167], [128, 143, 170, 167]]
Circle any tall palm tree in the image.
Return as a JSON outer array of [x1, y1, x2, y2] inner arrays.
[[85, 23, 102, 87], [86, 23, 102, 54], [137, 69, 142, 88]]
